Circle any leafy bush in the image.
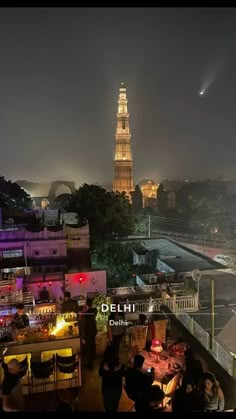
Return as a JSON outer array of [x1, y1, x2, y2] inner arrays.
[[92, 294, 112, 332]]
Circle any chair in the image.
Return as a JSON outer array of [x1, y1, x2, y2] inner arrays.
[[55, 353, 79, 392], [31, 356, 55, 394]]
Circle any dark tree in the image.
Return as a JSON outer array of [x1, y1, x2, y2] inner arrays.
[[0, 176, 32, 210], [67, 184, 134, 247]]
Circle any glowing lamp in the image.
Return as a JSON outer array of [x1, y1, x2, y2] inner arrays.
[[38, 283, 40, 288], [49, 282, 52, 287], [79, 277, 83, 284], [151, 339, 163, 361]]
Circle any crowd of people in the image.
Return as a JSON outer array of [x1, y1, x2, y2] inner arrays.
[[0, 296, 227, 412], [97, 309, 226, 412]]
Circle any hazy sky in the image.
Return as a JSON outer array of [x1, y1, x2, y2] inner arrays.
[[0, 7, 236, 186]]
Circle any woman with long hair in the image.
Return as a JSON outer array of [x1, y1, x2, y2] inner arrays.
[[202, 372, 225, 412], [99, 345, 125, 412]]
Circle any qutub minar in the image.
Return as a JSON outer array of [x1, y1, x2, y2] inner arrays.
[[113, 83, 134, 198]]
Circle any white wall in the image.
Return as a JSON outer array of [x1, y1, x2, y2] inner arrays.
[[65, 270, 106, 298]]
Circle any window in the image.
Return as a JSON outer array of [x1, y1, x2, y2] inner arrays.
[[34, 251, 40, 256], [122, 117, 126, 130], [51, 249, 58, 256], [3, 249, 23, 258]]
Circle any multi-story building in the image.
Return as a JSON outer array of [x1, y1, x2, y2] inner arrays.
[[0, 224, 90, 279]]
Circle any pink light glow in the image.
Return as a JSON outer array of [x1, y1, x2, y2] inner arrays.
[[152, 339, 161, 345]]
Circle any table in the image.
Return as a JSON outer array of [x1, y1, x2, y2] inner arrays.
[[141, 350, 186, 406]]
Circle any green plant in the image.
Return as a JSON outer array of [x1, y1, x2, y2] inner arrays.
[[92, 294, 112, 332]]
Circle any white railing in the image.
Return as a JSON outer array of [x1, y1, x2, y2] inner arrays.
[[124, 294, 198, 314], [0, 292, 35, 306], [0, 279, 16, 287]]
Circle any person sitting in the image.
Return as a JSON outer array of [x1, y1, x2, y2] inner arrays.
[[125, 354, 154, 401], [2, 359, 25, 411], [11, 304, 29, 330], [202, 372, 225, 412], [61, 291, 78, 314], [39, 286, 50, 302], [172, 376, 204, 412], [135, 385, 165, 412]]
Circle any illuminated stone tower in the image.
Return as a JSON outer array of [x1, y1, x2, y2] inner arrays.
[[113, 83, 134, 197]]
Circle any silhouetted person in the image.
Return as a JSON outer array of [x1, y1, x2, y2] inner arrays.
[[80, 298, 97, 369], [99, 346, 125, 412], [61, 292, 78, 314], [125, 354, 154, 401], [39, 286, 50, 302], [135, 385, 165, 412], [173, 377, 204, 412]]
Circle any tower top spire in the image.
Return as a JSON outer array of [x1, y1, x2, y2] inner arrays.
[[120, 82, 126, 89]]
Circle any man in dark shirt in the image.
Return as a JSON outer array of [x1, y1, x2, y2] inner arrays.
[[125, 354, 154, 401], [61, 292, 79, 314], [11, 304, 29, 329], [80, 298, 97, 369]]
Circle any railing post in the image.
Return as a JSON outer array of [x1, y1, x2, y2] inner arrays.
[[190, 317, 194, 334], [162, 291, 167, 306], [173, 294, 177, 313]]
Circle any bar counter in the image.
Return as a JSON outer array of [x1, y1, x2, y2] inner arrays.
[[0, 334, 81, 394]]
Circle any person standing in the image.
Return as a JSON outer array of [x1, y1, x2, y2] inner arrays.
[[108, 307, 125, 357], [80, 298, 97, 369], [61, 292, 78, 314], [11, 304, 29, 329], [99, 346, 125, 412]]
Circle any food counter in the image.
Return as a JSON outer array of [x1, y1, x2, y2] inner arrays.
[[0, 313, 81, 394]]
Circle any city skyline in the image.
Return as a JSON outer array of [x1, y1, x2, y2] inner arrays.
[[0, 8, 236, 184]]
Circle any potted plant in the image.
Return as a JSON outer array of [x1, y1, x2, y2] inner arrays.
[[92, 294, 112, 355]]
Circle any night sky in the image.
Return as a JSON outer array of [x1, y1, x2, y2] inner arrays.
[[0, 7, 236, 186]]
